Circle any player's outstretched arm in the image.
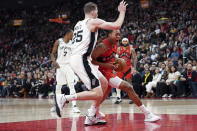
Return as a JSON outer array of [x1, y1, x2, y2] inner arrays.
[[89, 0, 127, 31], [51, 40, 60, 69]]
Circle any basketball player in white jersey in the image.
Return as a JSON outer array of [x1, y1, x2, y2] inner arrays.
[[51, 28, 80, 113], [55, 1, 127, 125]]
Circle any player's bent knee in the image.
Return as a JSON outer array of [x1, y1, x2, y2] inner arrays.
[[94, 91, 103, 100], [93, 86, 103, 99], [100, 77, 108, 88], [119, 81, 133, 92]]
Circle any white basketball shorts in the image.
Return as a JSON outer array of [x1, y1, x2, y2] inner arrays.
[[69, 55, 103, 90], [109, 76, 123, 89], [56, 64, 75, 85]]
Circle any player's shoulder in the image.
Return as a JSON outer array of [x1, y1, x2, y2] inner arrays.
[[87, 18, 105, 26], [54, 39, 61, 45], [97, 42, 107, 47], [96, 42, 108, 50], [58, 38, 64, 43]]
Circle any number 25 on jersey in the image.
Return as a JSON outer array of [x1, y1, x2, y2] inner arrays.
[[72, 30, 83, 44]]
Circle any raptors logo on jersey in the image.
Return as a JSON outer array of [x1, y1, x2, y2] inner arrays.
[[56, 38, 72, 64]]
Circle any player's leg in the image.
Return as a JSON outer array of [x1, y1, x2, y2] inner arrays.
[[87, 70, 108, 120], [50, 84, 62, 112], [51, 67, 65, 112], [64, 65, 80, 113], [115, 89, 122, 104], [115, 72, 123, 104], [109, 76, 160, 122], [55, 55, 104, 118], [94, 73, 120, 119], [55, 82, 103, 116]]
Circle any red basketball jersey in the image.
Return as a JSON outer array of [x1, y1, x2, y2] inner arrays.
[[97, 38, 117, 77], [118, 46, 132, 66]]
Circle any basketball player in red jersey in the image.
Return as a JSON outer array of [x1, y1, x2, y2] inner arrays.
[[117, 37, 136, 81], [115, 37, 136, 104], [91, 30, 160, 122]]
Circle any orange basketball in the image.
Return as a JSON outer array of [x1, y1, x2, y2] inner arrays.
[[114, 58, 127, 72]]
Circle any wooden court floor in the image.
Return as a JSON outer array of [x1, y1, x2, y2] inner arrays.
[[0, 98, 197, 131]]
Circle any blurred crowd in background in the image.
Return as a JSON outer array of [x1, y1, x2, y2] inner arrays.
[[0, 0, 197, 98]]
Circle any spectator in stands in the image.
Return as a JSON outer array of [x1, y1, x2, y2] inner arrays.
[[185, 47, 197, 61], [25, 72, 35, 97], [38, 72, 55, 98], [166, 65, 181, 97], [192, 60, 197, 71], [131, 68, 143, 98], [142, 69, 153, 97], [171, 47, 180, 60], [0, 75, 7, 97], [145, 68, 162, 98], [151, 50, 158, 62], [150, 63, 157, 74], [182, 63, 197, 97], [157, 66, 170, 97], [140, 63, 149, 77], [160, 63, 166, 75]]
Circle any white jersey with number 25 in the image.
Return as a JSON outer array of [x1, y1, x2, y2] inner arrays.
[[71, 19, 98, 57]]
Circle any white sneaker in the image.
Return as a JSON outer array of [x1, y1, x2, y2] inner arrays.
[[144, 113, 161, 122], [96, 111, 105, 119], [84, 115, 107, 126], [168, 94, 173, 98], [72, 106, 81, 113], [50, 106, 56, 112], [162, 94, 168, 98], [55, 94, 68, 117], [114, 98, 122, 104]]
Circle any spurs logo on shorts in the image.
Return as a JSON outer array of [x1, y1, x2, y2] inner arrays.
[[92, 78, 96, 86]]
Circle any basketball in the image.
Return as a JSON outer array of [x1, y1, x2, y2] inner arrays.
[[114, 58, 127, 72]]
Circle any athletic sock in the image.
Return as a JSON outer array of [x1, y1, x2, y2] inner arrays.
[[64, 94, 77, 101], [88, 105, 96, 116], [116, 89, 121, 99], [72, 101, 77, 107], [139, 105, 151, 116], [96, 105, 100, 113]]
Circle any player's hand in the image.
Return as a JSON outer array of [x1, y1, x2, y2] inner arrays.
[[105, 62, 116, 70], [54, 62, 60, 69], [118, 0, 128, 12], [113, 63, 120, 71], [112, 70, 117, 75]]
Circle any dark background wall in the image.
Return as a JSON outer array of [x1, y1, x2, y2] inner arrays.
[[0, 0, 67, 9], [0, 0, 98, 9]]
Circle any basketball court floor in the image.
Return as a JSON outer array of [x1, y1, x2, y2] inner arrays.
[[0, 98, 197, 131]]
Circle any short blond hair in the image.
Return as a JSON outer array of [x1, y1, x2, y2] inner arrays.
[[83, 2, 97, 14]]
